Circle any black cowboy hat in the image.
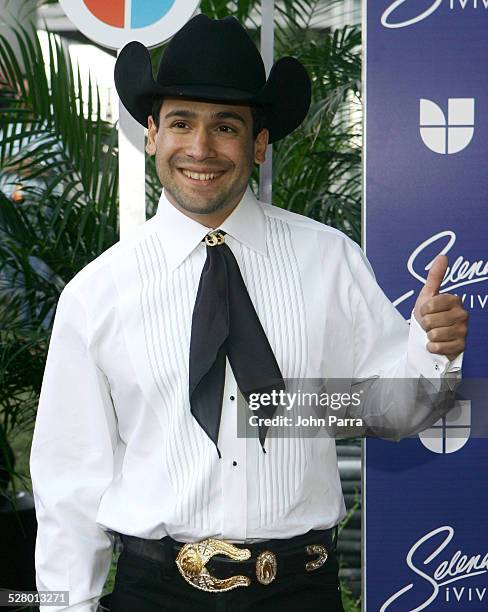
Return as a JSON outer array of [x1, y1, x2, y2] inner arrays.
[[114, 14, 311, 143]]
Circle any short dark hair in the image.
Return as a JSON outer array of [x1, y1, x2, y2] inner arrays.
[[250, 106, 266, 140], [150, 98, 266, 140]]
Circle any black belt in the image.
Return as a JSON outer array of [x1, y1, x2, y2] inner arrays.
[[118, 528, 338, 592]]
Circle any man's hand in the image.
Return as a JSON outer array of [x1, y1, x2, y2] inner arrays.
[[413, 254, 469, 361]]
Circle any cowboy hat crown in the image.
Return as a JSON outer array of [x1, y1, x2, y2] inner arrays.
[[114, 14, 311, 143]]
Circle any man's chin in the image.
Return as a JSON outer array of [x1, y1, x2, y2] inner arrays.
[[172, 193, 228, 217], [177, 199, 225, 216]]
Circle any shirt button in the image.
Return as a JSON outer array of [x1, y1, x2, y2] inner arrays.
[[232, 461, 237, 466], [230, 395, 236, 401], [434, 364, 439, 371]]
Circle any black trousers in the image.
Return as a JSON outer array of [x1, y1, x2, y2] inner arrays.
[[109, 536, 345, 612]]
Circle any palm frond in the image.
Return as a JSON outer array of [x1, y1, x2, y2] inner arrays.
[[0, 26, 118, 455], [271, 14, 362, 241]]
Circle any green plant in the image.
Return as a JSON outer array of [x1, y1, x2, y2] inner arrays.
[[273, 20, 361, 241], [342, 581, 362, 612], [338, 488, 362, 612], [0, 25, 119, 491]]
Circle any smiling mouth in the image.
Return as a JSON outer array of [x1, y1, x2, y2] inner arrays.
[[179, 169, 225, 183]]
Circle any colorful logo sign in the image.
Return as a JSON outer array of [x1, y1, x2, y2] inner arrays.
[[59, 0, 200, 49], [83, 0, 175, 29]]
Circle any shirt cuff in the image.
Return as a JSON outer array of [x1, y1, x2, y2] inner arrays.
[[407, 310, 464, 379]]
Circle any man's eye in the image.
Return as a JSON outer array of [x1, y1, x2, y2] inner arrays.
[[172, 121, 189, 129], [217, 125, 236, 133]]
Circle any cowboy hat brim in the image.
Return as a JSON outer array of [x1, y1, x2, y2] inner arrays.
[[114, 41, 311, 143]]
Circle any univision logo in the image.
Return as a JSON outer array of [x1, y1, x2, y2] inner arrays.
[[419, 400, 470, 453], [419, 98, 475, 154]]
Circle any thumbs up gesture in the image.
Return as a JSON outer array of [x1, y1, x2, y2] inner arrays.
[[413, 254, 469, 361]]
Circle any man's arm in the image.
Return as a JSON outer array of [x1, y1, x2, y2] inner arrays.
[[30, 286, 117, 611], [346, 245, 467, 439]]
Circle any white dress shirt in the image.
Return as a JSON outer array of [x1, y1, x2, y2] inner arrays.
[[30, 187, 462, 611]]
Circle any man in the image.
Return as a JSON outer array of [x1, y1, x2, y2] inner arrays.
[[30, 14, 468, 612]]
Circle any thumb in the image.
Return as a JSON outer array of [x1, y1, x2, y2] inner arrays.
[[419, 254, 448, 299]]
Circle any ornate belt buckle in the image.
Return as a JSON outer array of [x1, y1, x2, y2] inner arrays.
[[305, 544, 328, 571], [204, 230, 225, 246], [256, 550, 277, 585], [175, 538, 251, 592]]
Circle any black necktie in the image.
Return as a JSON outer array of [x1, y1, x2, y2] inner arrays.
[[189, 230, 285, 457]]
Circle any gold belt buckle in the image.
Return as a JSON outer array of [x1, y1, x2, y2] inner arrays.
[[176, 537, 326, 591], [175, 538, 252, 592], [305, 544, 328, 571], [256, 550, 277, 585]]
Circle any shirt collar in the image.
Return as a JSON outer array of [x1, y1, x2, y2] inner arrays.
[[153, 186, 267, 272]]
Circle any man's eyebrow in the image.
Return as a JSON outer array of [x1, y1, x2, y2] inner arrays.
[[163, 109, 247, 124], [164, 109, 198, 120], [210, 111, 247, 125]]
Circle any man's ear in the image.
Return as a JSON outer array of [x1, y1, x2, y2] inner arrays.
[[254, 128, 269, 164], [146, 115, 157, 155]]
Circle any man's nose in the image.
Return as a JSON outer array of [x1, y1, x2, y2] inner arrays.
[[185, 127, 216, 160]]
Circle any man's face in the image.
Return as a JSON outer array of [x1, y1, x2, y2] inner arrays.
[[146, 98, 268, 222]]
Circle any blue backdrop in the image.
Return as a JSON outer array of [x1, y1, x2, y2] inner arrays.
[[364, 1, 488, 610]]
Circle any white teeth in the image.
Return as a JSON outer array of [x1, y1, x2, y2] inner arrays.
[[182, 170, 219, 181]]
